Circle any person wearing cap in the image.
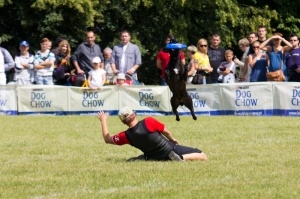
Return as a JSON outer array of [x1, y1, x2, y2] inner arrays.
[[115, 73, 129, 86], [110, 30, 141, 85], [87, 56, 106, 89], [33, 37, 56, 85], [156, 34, 185, 86], [0, 46, 15, 85], [96, 107, 207, 161], [14, 41, 35, 85]]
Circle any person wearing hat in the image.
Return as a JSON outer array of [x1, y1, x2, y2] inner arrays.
[[96, 107, 207, 161], [115, 73, 129, 86], [14, 41, 35, 85], [87, 56, 106, 89]]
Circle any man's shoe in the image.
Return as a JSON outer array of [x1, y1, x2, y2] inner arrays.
[[168, 151, 183, 161]]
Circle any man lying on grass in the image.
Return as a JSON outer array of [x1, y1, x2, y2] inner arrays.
[[96, 107, 207, 161]]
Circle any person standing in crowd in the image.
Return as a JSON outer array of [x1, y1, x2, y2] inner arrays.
[[0, 46, 14, 85], [217, 50, 236, 83], [242, 32, 258, 82], [234, 38, 249, 81], [286, 34, 300, 82], [103, 47, 114, 84], [207, 34, 226, 83], [53, 40, 74, 85], [257, 25, 273, 46], [186, 45, 197, 84], [96, 107, 207, 161], [71, 31, 104, 78], [259, 32, 292, 79], [34, 38, 56, 85], [156, 34, 185, 85], [14, 41, 35, 85], [111, 30, 142, 85], [248, 41, 269, 82], [194, 38, 213, 84], [87, 56, 106, 90]]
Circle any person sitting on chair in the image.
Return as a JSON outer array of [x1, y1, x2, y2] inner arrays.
[[115, 73, 130, 86]]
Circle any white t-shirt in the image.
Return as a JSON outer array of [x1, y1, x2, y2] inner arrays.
[[120, 45, 128, 73], [88, 68, 106, 87]]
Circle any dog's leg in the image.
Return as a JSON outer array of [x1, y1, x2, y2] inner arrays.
[[171, 97, 180, 121], [183, 94, 197, 121]]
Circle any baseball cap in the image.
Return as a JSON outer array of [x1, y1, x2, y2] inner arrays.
[[118, 107, 134, 121], [92, 56, 101, 63], [19, 41, 29, 47], [117, 73, 126, 80]]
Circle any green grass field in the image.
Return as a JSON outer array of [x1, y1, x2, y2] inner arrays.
[[0, 115, 299, 199]]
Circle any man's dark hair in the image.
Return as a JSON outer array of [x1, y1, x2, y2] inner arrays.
[[290, 33, 299, 39], [248, 31, 258, 37], [211, 33, 221, 38], [257, 25, 267, 30], [121, 30, 131, 36], [166, 34, 177, 43]]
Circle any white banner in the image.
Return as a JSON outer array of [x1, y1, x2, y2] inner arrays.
[[273, 82, 300, 116], [17, 85, 68, 115], [0, 85, 17, 115], [3, 83, 300, 116], [68, 86, 119, 115], [219, 82, 274, 116], [176, 84, 222, 116], [118, 85, 171, 116]]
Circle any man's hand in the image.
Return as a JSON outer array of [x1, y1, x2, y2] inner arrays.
[[170, 139, 179, 145], [77, 69, 85, 74], [97, 111, 108, 122]]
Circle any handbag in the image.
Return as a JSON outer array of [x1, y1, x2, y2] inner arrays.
[[266, 52, 285, 82], [191, 71, 203, 84], [70, 73, 86, 86]]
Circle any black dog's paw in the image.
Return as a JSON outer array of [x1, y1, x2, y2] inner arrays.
[[193, 116, 197, 121]]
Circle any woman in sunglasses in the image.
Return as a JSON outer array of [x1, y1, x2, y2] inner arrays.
[[248, 41, 269, 82], [259, 32, 293, 80], [194, 38, 213, 84]]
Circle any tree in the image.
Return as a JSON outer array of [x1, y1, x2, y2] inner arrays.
[[0, 0, 299, 85]]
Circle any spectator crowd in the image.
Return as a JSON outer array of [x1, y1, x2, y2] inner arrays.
[[1, 26, 300, 87], [0, 30, 141, 88]]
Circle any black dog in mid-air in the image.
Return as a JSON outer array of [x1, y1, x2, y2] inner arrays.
[[165, 46, 197, 121]]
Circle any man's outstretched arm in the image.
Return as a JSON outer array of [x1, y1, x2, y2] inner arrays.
[[96, 111, 115, 144]]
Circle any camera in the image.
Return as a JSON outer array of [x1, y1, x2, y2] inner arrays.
[[219, 66, 226, 71]]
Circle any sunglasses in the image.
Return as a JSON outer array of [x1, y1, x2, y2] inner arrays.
[[253, 46, 260, 49], [199, 45, 207, 47]]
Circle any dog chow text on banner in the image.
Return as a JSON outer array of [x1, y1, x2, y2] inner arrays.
[[273, 82, 300, 116], [17, 85, 68, 115], [68, 86, 119, 115], [118, 85, 170, 116], [219, 82, 274, 116]]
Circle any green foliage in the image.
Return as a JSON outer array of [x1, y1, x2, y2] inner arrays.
[[0, 115, 300, 198], [0, 0, 299, 84]]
